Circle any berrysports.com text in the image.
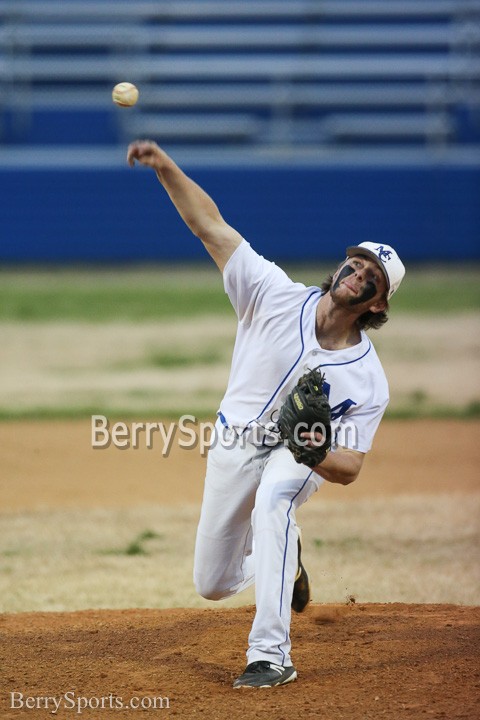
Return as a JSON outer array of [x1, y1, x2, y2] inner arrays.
[[9, 691, 169, 714], [91, 414, 359, 455]]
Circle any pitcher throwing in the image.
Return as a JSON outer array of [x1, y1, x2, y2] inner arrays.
[[127, 140, 405, 689]]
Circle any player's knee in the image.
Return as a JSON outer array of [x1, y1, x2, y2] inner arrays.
[[194, 574, 225, 601]]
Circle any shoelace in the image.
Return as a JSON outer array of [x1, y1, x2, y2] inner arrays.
[[245, 661, 283, 675]]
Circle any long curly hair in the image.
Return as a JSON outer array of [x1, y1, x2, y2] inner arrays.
[[320, 274, 389, 331]]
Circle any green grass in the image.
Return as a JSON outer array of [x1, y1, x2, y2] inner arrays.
[[112, 348, 225, 370], [0, 280, 231, 321], [386, 271, 480, 314], [385, 400, 480, 420], [0, 406, 220, 422], [100, 530, 164, 557], [0, 402, 478, 422], [0, 264, 477, 422], [0, 264, 478, 320]]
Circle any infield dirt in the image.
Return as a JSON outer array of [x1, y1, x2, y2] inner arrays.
[[0, 419, 479, 719]]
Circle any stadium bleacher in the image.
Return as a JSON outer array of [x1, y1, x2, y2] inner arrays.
[[0, 1, 478, 264], [0, 0, 479, 153]]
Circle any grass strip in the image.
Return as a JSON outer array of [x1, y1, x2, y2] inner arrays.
[[0, 265, 478, 320], [0, 402, 478, 423]]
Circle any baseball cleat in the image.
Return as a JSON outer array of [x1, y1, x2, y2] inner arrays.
[[291, 530, 311, 613], [232, 661, 297, 688]]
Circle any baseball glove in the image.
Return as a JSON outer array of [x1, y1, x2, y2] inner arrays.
[[278, 368, 332, 468]]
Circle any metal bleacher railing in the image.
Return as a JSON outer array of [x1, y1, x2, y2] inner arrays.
[[0, 0, 479, 156]]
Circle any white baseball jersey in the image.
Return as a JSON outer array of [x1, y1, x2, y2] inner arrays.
[[218, 239, 389, 455]]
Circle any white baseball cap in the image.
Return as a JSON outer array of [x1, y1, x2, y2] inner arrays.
[[346, 242, 405, 300]]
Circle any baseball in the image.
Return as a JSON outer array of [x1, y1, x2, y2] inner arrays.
[[112, 82, 139, 107]]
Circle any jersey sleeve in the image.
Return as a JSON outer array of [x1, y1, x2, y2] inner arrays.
[[334, 376, 389, 454], [222, 239, 295, 323]]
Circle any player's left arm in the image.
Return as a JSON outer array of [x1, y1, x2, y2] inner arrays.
[[313, 446, 364, 485], [299, 429, 364, 484]]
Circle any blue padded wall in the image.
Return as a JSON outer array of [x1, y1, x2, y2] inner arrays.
[[0, 164, 478, 263]]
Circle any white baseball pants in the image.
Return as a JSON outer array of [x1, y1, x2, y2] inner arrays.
[[193, 423, 322, 667]]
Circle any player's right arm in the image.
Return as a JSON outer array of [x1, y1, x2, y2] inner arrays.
[[127, 140, 242, 272]]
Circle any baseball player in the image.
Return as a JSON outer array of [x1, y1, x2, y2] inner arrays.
[[127, 140, 405, 689]]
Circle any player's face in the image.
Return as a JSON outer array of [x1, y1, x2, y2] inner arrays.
[[330, 256, 387, 312]]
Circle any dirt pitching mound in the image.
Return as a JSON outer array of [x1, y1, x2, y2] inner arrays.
[[1, 603, 478, 720], [1, 420, 479, 717]]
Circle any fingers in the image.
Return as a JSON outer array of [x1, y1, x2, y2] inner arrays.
[[127, 139, 159, 167], [127, 140, 149, 166], [300, 431, 326, 448]]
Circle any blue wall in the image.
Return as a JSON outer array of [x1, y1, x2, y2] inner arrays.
[[0, 164, 478, 263]]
